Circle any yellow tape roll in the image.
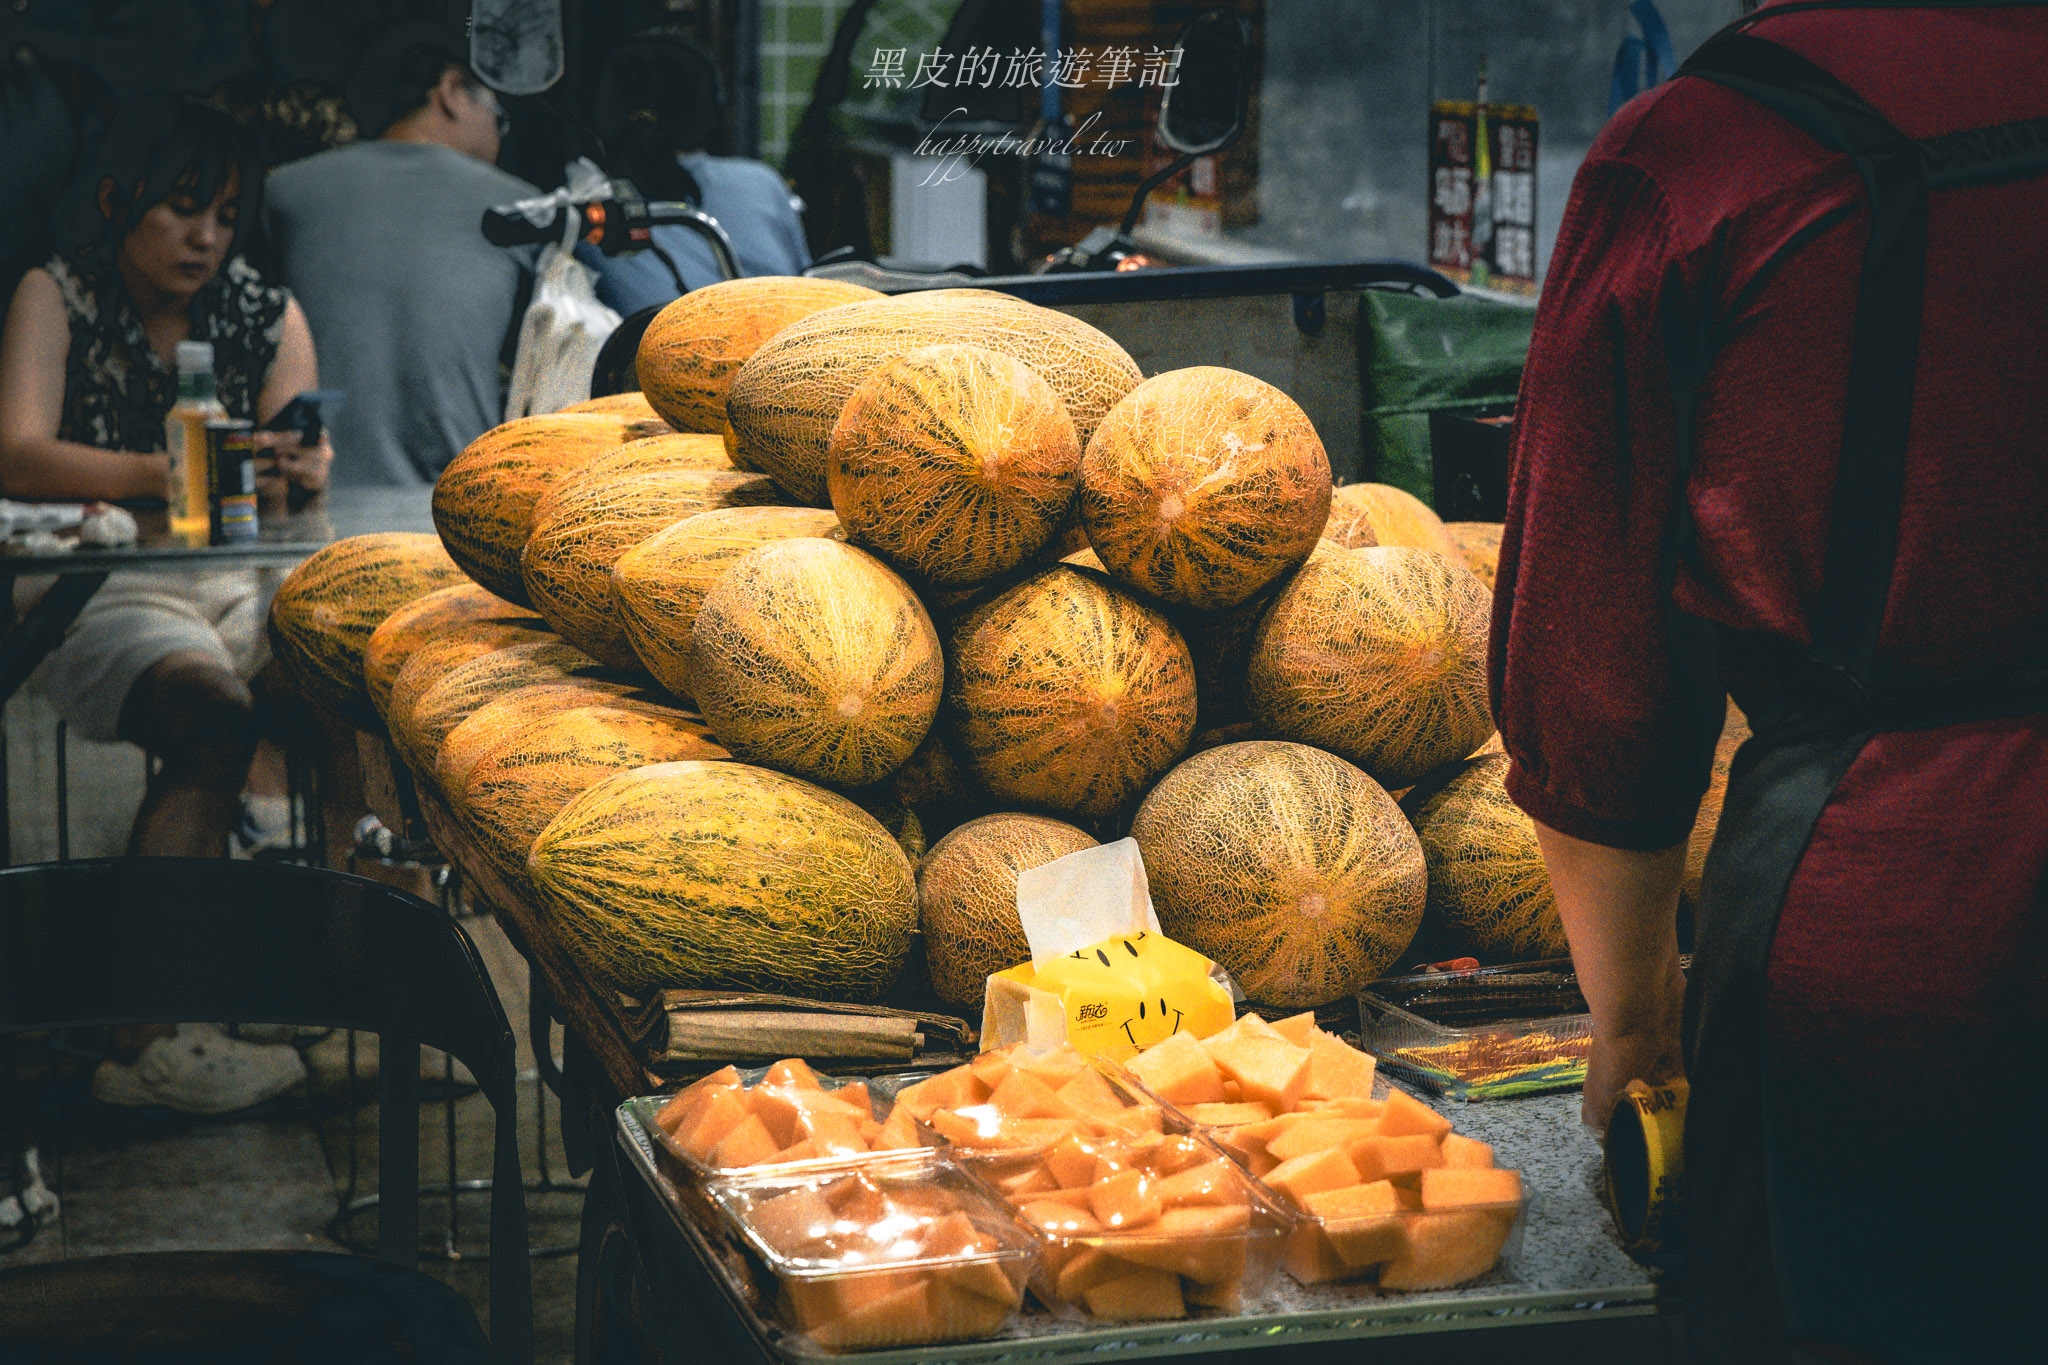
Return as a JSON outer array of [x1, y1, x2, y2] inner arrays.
[[1604, 1076, 1687, 1262]]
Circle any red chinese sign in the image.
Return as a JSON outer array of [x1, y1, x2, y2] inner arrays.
[[1428, 100, 1539, 294]]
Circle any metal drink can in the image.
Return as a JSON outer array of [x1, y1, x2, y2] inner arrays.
[[207, 419, 259, 545]]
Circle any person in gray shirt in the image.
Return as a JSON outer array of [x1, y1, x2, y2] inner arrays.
[[264, 30, 537, 486]]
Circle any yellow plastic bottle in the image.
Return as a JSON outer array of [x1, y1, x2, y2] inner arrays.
[[165, 340, 224, 537]]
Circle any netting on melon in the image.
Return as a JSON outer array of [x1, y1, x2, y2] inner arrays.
[[527, 760, 917, 1000], [612, 507, 842, 699], [916, 813, 1098, 1008], [1247, 545, 1493, 789], [1080, 367, 1332, 611], [1445, 522, 1503, 590], [522, 462, 780, 669], [434, 677, 663, 807], [636, 277, 881, 433], [559, 391, 669, 424], [392, 639, 610, 783], [1131, 741, 1426, 1008], [1322, 483, 1459, 559], [687, 539, 943, 788], [947, 565, 1197, 819], [382, 620, 557, 733], [364, 584, 535, 720], [1406, 754, 1566, 961]]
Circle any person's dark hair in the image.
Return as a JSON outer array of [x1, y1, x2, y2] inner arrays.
[[48, 94, 258, 276], [592, 32, 725, 203], [347, 23, 478, 139]]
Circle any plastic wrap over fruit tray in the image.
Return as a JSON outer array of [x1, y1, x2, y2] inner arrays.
[[1357, 960, 1596, 1100]]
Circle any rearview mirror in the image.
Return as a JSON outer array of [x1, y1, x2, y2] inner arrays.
[[1156, 9, 1252, 157], [469, 0, 565, 95]]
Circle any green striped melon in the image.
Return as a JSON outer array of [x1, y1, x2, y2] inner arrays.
[[1404, 753, 1566, 962], [390, 639, 617, 785], [827, 343, 1082, 587], [381, 618, 558, 733], [687, 539, 943, 788], [363, 584, 538, 722], [1131, 741, 1426, 1008], [1080, 367, 1332, 610], [267, 533, 466, 730], [916, 813, 1099, 1009], [725, 290, 1141, 506], [434, 677, 676, 807], [611, 507, 843, 700], [1246, 545, 1493, 789], [636, 277, 882, 433], [527, 760, 918, 1000], [947, 564, 1197, 819]]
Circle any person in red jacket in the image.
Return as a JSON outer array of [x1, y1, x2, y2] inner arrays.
[[1492, 3, 2047, 1360]]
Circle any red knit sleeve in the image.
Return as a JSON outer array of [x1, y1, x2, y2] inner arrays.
[[1489, 155, 1720, 851]]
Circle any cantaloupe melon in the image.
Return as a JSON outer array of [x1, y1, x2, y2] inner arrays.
[[1445, 522, 1503, 591], [363, 583, 537, 721], [1320, 483, 1460, 560], [521, 452, 781, 669], [266, 533, 466, 731], [1404, 754, 1566, 961], [916, 813, 1100, 1008], [635, 277, 882, 433], [380, 618, 559, 733], [1683, 698, 1750, 910], [947, 565, 1197, 819], [1080, 368, 1331, 610], [1131, 741, 1427, 1008], [611, 507, 842, 699], [828, 343, 1082, 587], [725, 290, 1142, 506], [527, 760, 918, 1000], [434, 677, 678, 809], [432, 414, 650, 604], [687, 539, 943, 788], [1246, 546, 1493, 789], [391, 639, 615, 782], [460, 698, 731, 879], [558, 391, 668, 425]]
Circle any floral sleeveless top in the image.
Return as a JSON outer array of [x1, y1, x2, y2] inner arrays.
[[47, 255, 290, 453]]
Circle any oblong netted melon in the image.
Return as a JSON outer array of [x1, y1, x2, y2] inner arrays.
[[1080, 367, 1332, 610], [636, 277, 882, 433], [266, 533, 466, 731], [364, 583, 538, 722], [1446, 522, 1503, 591], [435, 676, 669, 806], [1322, 483, 1460, 559], [391, 639, 616, 783], [916, 813, 1099, 1009], [611, 507, 843, 699], [382, 618, 559, 735], [1404, 753, 1566, 962], [1247, 545, 1493, 789], [947, 564, 1197, 819], [726, 290, 1142, 506], [1132, 741, 1426, 1008], [558, 391, 668, 425], [528, 760, 918, 1000], [521, 453, 781, 669], [828, 343, 1082, 588], [460, 697, 730, 879], [687, 539, 943, 788], [432, 414, 654, 604]]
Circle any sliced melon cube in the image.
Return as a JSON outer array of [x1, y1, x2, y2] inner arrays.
[[1376, 1088, 1452, 1140], [747, 1086, 808, 1148], [1265, 1119, 1383, 1163], [1420, 1166, 1522, 1209], [1304, 1180, 1404, 1268], [927, 1276, 1017, 1337], [711, 1113, 781, 1168], [1348, 1134, 1446, 1183], [1201, 1013, 1287, 1052], [928, 1106, 1005, 1147], [1303, 1030, 1378, 1101], [895, 1066, 984, 1122], [746, 1185, 838, 1255], [822, 1173, 890, 1222], [1204, 1033, 1312, 1112], [989, 1069, 1077, 1120], [1090, 1169, 1163, 1229], [1053, 1245, 1122, 1300], [924, 1213, 1019, 1303], [1264, 1146, 1360, 1204], [1150, 1135, 1209, 1175], [762, 1058, 822, 1091], [1081, 1268, 1186, 1321], [1183, 1101, 1276, 1127], [796, 1108, 868, 1155], [772, 1139, 821, 1163], [1126, 1031, 1229, 1106], [806, 1278, 932, 1350], [1016, 1044, 1089, 1085], [1270, 1012, 1318, 1047], [869, 1105, 925, 1152], [970, 1048, 1018, 1091], [1107, 1205, 1251, 1281], [1221, 1078, 1244, 1102], [1152, 1159, 1245, 1208], [1185, 1275, 1244, 1312], [785, 1267, 924, 1331], [1231, 1112, 1308, 1144], [1377, 1210, 1514, 1290], [1281, 1224, 1350, 1285], [994, 1117, 1084, 1149], [1055, 1066, 1130, 1120], [1034, 1186, 1096, 1212], [1017, 1200, 1102, 1236], [658, 1064, 742, 1132], [671, 1087, 750, 1163], [1105, 1104, 1163, 1136], [1440, 1134, 1496, 1170], [1044, 1134, 1102, 1189], [995, 1163, 1058, 1199], [1301, 1096, 1385, 1120]]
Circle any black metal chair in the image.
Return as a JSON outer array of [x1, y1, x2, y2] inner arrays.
[[0, 858, 532, 1364]]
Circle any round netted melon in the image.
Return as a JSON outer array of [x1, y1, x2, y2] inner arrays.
[[266, 533, 466, 731], [391, 639, 615, 783], [827, 343, 1082, 588], [948, 565, 1197, 819], [435, 677, 674, 807], [528, 760, 918, 1000], [726, 290, 1141, 506], [1247, 545, 1493, 789], [687, 540, 943, 788], [521, 452, 781, 670], [1683, 699, 1751, 910], [636, 277, 882, 434], [611, 507, 843, 699], [364, 584, 537, 722], [1080, 367, 1331, 610], [461, 698, 730, 879], [382, 618, 559, 734], [589, 432, 740, 472], [432, 414, 652, 605], [1322, 483, 1460, 560], [1404, 753, 1566, 962], [558, 391, 668, 425], [1132, 741, 1426, 1008], [917, 813, 1099, 1008], [1445, 521, 1503, 590]]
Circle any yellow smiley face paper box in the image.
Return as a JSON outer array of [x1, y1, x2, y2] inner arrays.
[[981, 839, 1237, 1061]]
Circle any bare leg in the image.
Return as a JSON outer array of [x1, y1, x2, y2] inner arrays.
[[117, 649, 259, 858]]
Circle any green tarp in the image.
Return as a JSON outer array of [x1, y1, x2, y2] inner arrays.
[[1360, 290, 1535, 504]]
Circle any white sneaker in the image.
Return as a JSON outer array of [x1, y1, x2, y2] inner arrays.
[[92, 1022, 307, 1114]]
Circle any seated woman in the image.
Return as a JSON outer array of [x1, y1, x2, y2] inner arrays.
[[0, 95, 332, 857], [578, 31, 812, 314]]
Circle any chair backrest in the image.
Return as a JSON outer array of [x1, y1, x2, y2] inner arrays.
[[0, 858, 531, 1364]]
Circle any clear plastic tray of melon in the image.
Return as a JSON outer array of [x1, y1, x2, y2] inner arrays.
[[975, 1124, 1291, 1323], [637, 1058, 935, 1181], [704, 1149, 1040, 1354], [872, 1043, 1168, 1155], [1112, 1011, 1386, 1143]]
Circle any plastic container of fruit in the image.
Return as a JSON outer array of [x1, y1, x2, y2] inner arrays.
[[971, 1123, 1295, 1323], [1355, 960, 1595, 1100], [869, 1044, 1170, 1159], [702, 1149, 1040, 1353], [1278, 1167, 1528, 1291]]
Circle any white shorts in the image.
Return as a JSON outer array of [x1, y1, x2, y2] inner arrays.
[[17, 568, 276, 742]]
